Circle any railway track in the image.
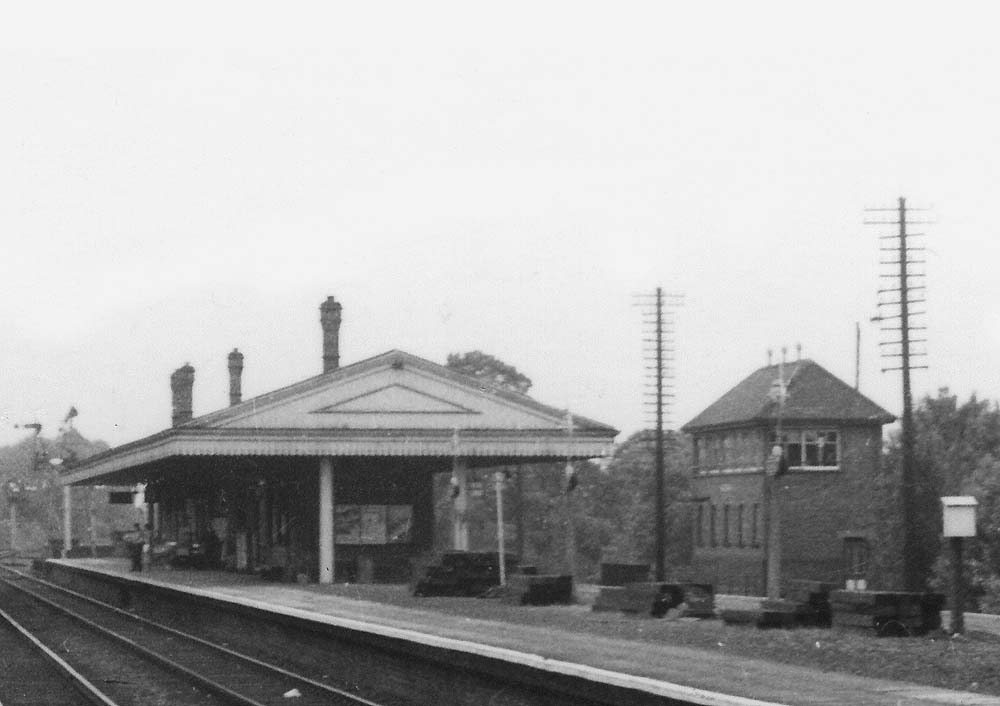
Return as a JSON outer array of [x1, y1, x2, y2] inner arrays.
[[0, 566, 391, 706], [0, 603, 116, 706]]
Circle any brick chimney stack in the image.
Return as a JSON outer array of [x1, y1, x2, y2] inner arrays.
[[319, 296, 342, 373], [170, 363, 195, 427], [228, 348, 244, 406]]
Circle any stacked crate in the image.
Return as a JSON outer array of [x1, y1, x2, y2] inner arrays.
[[500, 574, 574, 605], [784, 579, 836, 627], [721, 580, 835, 628], [599, 563, 650, 585], [412, 551, 518, 597], [829, 590, 945, 636], [592, 582, 714, 618]]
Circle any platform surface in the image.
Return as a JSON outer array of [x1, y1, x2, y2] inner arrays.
[[43, 559, 1000, 706]]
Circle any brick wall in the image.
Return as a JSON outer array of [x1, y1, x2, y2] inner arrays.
[[686, 423, 898, 594]]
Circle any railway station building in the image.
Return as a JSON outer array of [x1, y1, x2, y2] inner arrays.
[[681, 357, 897, 594], [59, 297, 618, 583]]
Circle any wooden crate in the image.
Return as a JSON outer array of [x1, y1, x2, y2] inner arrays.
[[502, 574, 574, 606]]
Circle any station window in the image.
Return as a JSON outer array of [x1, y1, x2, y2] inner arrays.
[[737, 504, 744, 548], [722, 504, 730, 547], [751, 503, 760, 547], [709, 505, 717, 547], [695, 504, 704, 547]]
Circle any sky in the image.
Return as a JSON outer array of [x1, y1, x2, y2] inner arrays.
[[1, 4, 998, 449]]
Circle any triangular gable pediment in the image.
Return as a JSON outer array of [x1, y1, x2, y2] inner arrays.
[[208, 353, 566, 431], [313, 384, 480, 415]]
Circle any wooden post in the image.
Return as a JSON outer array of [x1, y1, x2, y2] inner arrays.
[[765, 472, 782, 600], [10, 503, 17, 555], [654, 287, 666, 582], [765, 350, 786, 600], [88, 487, 97, 557], [898, 197, 920, 592], [62, 485, 72, 558], [950, 536, 965, 634]]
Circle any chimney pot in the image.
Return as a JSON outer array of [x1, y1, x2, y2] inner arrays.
[[319, 296, 342, 373], [228, 348, 244, 406], [170, 363, 195, 427]]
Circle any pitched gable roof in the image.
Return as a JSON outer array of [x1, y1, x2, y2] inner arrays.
[[184, 349, 616, 434], [681, 359, 895, 433], [62, 349, 618, 485]]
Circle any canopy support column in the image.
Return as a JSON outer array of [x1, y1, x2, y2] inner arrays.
[[319, 457, 335, 584], [451, 458, 469, 551]]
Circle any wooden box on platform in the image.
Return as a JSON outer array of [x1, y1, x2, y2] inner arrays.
[[757, 599, 801, 628], [411, 551, 518, 597], [784, 579, 836, 627], [682, 583, 716, 618], [830, 590, 945, 636], [599, 563, 650, 586], [497, 574, 574, 606], [721, 580, 836, 629], [719, 607, 762, 625], [592, 582, 714, 618]]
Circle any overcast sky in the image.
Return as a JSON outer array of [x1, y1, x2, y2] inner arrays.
[[1, 5, 997, 449]]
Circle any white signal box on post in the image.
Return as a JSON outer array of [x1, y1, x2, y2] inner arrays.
[[941, 496, 978, 538]]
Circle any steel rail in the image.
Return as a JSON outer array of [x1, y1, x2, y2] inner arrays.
[[0, 567, 383, 706], [0, 607, 120, 706]]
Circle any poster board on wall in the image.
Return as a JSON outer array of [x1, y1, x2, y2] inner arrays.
[[334, 505, 361, 543], [334, 504, 412, 544], [359, 505, 387, 544]]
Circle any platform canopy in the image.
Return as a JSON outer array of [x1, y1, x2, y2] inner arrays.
[[61, 349, 618, 486]]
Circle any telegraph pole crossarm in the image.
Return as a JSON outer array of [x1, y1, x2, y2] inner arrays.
[[633, 287, 684, 582], [867, 195, 931, 592]]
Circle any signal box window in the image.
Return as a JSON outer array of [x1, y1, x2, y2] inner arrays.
[[769, 430, 839, 469]]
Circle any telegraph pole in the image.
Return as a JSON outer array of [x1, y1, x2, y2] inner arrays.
[[867, 196, 930, 592], [764, 349, 788, 600], [654, 289, 666, 582], [855, 322, 861, 391], [635, 288, 683, 581]]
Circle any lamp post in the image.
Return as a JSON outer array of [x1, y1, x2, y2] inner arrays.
[[764, 445, 784, 600], [47, 456, 71, 558]]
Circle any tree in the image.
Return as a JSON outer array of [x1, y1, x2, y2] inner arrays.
[[445, 351, 533, 394], [583, 430, 691, 570], [1, 427, 127, 556], [440, 351, 697, 580], [884, 388, 1000, 607], [439, 351, 535, 562]]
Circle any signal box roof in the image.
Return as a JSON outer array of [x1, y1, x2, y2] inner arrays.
[[681, 359, 895, 433]]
